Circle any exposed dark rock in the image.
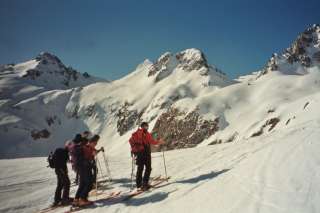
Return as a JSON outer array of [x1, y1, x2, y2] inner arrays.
[[226, 132, 239, 143], [41, 59, 48, 65], [36, 52, 63, 65], [267, 109, 275, 113], [31, 129, 50, 140], [70, 105, 80, 119], [85, 104, 96, 117], [208, 139, 223, 145], [22, 69, 42, 79], [63, 80, 69, 87], [251, 117, 280, 137], [303, 102, 309, 109], [45, 115, 60, 126], [116, 102, 139, 136], [148, 52, 172, 77], [83, 72, 90, 78], [260, 24, 320, 76], [46, 117, 54, 126], [286, 118, 291, 125], [151, 107, 219, 151], [251, 129, 264, 137], [65, 66, 78, 81], [261, 54, 278, 75], [266, 118, 280, 131], [176, 49, 209, 72]]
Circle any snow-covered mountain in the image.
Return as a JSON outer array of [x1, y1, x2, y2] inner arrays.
[[1, 24, 320, 213], [0, 52, 107, 158], [1, 24, 320, 160], [260, 24, 320, 76]]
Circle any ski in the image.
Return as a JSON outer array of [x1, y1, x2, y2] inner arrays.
[[64, 191, 122, 213], [63, 176, 170, 212], [122, 176, 170, 201], [37, 203, 71, 213], [71, 177, 110, 187]]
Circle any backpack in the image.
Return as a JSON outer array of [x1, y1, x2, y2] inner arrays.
[[129, 130, 145, 154], [47, 151, 56, 168]]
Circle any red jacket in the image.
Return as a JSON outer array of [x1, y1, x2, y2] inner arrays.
[[129, 128, 159, 153], [82, 145, 96, 161]]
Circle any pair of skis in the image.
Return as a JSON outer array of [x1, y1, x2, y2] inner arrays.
[[65, 176, 170, 213]]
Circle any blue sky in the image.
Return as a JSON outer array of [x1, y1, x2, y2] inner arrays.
[[1, 0, 319, 80]]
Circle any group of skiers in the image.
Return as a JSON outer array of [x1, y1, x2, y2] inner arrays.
[[49, 121, 165, 208], [49, 131, 102, 207]]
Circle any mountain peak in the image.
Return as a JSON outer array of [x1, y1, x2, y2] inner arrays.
[[147, 48, 210, 79], [176, 48, 209, 71], [260, 24, 320, 76], [35, 52, 63, 66]]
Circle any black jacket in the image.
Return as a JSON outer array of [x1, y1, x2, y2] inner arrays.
[[54, 148, 69, 169]]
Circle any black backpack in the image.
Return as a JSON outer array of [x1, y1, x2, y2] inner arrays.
[[47, 151, 56, 168]]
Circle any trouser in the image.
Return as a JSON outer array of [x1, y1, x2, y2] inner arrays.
[[75, 163, 93, 199], [135, 151, 152, 188], [54, 168, 70, 203]]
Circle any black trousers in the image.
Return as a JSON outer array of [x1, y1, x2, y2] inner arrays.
[[54, 168, 70, 203], [135, 151, 152, 188], [75, 163, 93, 199]]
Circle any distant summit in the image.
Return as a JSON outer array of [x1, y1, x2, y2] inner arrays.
[[261, 24, 320, 76], [0, 52, 107, 90]]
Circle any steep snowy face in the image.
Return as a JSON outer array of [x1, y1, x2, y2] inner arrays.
[[0, 53, 107, 158], [4, 23, 320, 159], [176, 48, 209, 72], [147, 48, 230, 87], [0, 52, 108, 104], [58, 48, 234, 155], [10, 52, 106, 89], [261, 24, 320, 76]]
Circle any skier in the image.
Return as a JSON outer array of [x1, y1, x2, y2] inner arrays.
[[51, 145, 73, 207], [73, 134, 101, 206], [67, 131, 92, 185], [129, 122, 165, 191]]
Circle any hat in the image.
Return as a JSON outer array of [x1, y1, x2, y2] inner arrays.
[[73, 134, 82, 144]]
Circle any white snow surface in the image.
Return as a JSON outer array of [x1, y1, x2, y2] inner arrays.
[[0, 53, 107, 158], [1, 117, 320, 213], [1, 44, 320, 212], [0, 48, 233, 158]]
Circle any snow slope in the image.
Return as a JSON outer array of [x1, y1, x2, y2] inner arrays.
[[1, 109, 320, 213], [1, 24, 320, 213], [0, 48, 232, 158], [0, 53, 107, 158]]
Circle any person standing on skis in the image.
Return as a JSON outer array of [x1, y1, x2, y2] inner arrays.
[[129, 122, 165, 191], [51, 144, 72, 207], [74, 134, 100, 206]]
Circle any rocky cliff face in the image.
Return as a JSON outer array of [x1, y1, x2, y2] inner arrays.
[[261, 24, 320, 76], [151, 107, 219, 151]]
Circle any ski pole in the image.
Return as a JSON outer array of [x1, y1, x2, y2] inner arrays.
[[130, 153, 135, 190], [102, 150, 112, 182], [95, 155, 98, 200], [96, 156, 105, 181], [162, 148, 168, 181]]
